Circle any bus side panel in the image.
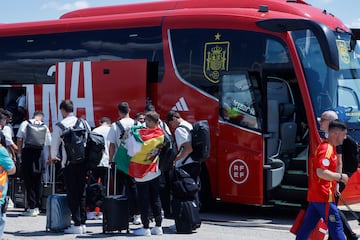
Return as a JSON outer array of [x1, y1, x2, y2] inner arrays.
[[217, 122, 263, 205], [89, 59, 147, 124], [30, 59, 147, 128]]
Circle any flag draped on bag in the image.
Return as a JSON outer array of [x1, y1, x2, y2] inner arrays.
[[115, 125, 164, 178]]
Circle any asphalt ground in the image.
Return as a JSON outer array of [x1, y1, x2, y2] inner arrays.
[[2, 203, 360, 239]]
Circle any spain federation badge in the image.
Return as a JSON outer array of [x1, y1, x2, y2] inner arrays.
[[203, 33, 230, 83]]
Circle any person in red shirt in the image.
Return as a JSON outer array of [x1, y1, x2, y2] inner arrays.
[[296, 119, 348, 240]]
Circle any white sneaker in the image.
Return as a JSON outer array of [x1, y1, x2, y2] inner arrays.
[[64, 225, 82, 234], [133, 214, 142, 225], [151, 226, 163, 235], [81, 225, 86, 234], [133, 227, 151, 236], [34, 208, 40, 215], [96, 212, 103, 220], [87, 211, 97, 220], [22, 209, 38, 217]]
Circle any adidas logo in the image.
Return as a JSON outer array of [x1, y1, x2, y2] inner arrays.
[[171, 97, 189, 111]]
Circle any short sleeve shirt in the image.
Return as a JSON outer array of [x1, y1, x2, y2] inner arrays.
[[174, 121, 195, 168], [307, 140, 338, 202], [107, 118, 135, 148]]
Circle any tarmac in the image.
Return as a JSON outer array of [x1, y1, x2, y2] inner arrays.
[[2, 203, 360, 239]]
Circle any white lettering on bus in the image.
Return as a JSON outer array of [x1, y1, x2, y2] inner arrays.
[[25, 61, 95, 127]]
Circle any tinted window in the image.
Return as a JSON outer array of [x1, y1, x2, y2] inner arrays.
[[170, 29, 280, 97], [0, 27, 163, 84]]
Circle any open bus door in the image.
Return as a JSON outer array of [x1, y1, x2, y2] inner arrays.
[[218, 72, 264, 205]]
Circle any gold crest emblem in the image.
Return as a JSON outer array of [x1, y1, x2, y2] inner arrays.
[[336, 40, 350, 64], [203, 36, 230, 83]]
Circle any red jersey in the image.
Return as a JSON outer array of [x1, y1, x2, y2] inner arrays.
[[307, 139, 338, 202]]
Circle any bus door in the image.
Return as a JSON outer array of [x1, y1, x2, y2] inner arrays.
[[218, 72, 264, 205]]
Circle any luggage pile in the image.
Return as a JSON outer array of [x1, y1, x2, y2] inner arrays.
[[171, 168, 201, 234]]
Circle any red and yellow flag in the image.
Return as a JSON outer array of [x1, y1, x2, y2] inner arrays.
[[115, 125, 164, 178]]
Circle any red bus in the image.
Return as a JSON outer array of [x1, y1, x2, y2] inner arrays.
[[0, 0, 359, 207]]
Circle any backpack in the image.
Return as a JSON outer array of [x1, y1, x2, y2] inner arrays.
[[158, 121, 177, 171], [57, 119, 87, 164], [85, 131, 105, 170], [171, 168, 199, 200], [178, 120, 211, 163], [24, 120, 47, 149], [341, 135, 359, 177]]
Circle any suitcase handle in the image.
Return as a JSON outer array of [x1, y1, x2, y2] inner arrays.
[[50, 163, 56, 195], [107, 163, 117, 196]]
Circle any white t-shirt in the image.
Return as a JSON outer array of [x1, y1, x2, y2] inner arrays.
[[92, 124, 111, 167], [174, 121, 195, 168], [3, 124, 15, 146], [107, 118, 136, 148]]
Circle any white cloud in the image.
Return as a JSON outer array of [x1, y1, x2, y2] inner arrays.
[[41, 1, 89, 11]]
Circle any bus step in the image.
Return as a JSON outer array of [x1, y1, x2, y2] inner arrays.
[[287, 158, 307, 172], [283, 170, 308, 188], [275, 185, 307, 204], [271, 200, 303, 208]]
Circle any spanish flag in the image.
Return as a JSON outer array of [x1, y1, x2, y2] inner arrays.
[[115, 125, 164, 178]]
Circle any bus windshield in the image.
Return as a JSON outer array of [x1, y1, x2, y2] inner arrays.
[[292, 30, 360, 135]]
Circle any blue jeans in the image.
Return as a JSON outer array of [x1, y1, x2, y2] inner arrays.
[[296, 202, 345, 240], [0, 208, 6, 239]]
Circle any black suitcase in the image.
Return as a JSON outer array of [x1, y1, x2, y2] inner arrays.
[[14, 178, 27, 209], [102, 167, 129, 233], [172, 199, 201, 234]]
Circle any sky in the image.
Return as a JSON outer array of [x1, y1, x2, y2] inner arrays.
[[0, 0, 359, 28]]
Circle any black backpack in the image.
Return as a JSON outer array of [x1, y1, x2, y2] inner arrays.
[[57, 119, 87, 164], [85, 131, 105, 170], [171, 168, 199, 200], [24, 120, 47, 149], [342, 135, 359, 177], [178, 120, 211, 163], [158, 121, 177, 171], [77, 118, 105, 170]]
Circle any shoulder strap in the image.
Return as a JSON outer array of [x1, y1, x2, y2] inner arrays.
[[56, 122, 66, 131], [74, 118, 82, 129], [77, 118, 90, 132], [115, 121, 125, 139], [160, 121, 171, 136], [177, 124, 191, 133], [115, 121, 125, 132]]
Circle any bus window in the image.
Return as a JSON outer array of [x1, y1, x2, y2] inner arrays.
[[221, 73, 260, 130], [265, 39, 290, 64]]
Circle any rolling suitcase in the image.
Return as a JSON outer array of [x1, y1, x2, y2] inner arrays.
[[102, 166, 129, 233], [172, 199, 201, 234], [46, 164, 71, 232]]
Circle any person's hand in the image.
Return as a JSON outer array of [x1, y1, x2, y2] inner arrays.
[[339, 173, 349, 184], [50, 157, 60, 164]]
